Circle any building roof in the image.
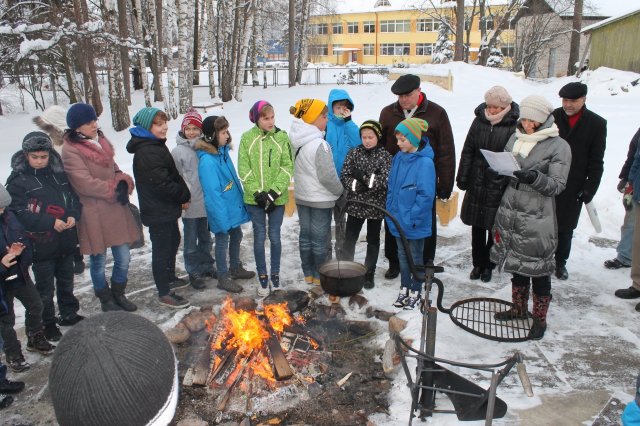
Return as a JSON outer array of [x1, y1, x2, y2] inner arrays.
[[582, 7, 640, 33], [314, 0, 511, 16]]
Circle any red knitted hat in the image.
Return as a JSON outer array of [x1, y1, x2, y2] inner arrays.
[[181, 108, 203, 132]]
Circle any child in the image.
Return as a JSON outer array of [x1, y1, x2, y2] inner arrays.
[[238, 101, 293, 296], [339, 120, 392, 289], [622, 374, 640, 425], [289, 99, 344, 287], [6, 132, 83, 342], [387, 118, 435, 310], [198, 116, 254, 294], [171, 108, 215, 290], [126, 107, 191, 309]]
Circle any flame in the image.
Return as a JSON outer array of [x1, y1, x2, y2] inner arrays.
[[265, 302, 293, 334], [214, 298, 268, 356], [252, 353, 276, 384]]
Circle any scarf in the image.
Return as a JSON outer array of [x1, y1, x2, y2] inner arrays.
[[512, 123, 559, 158], [484, 104, 512, 126]]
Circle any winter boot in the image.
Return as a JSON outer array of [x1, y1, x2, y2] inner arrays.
[[44, 323, 62, 342], [529, 294, 552, 340], [230, 263, 256, 280], [495, 283, 531, 320], [111, 281, 138, 312], [364, 271, 375, 289], [95, 287, 123, 312], [26, 331, 55, 355], [217, 273, 243, 293]]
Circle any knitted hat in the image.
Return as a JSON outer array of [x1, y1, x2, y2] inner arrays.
[[484, 86, 513, 108], [395, 118, 429, 147], [360, 120, 382, 140], [132, 107, 162, 131], [558, 82, 588, 99], [249, 100, 271, 123], [37, 105, 68, 131], [519, 95, 553, 124], [289, 99, 327, 124], [201, 115, 220, 141], [22, 131, 53, 153], [0, 185, 11, 208], [181, 107, 203, 132], [66, 103, 98, 130], [49, 312, 178, 426], [391, 74, 421, 95]]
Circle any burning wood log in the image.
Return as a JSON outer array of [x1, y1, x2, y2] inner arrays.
[[207, 348, 238, 387], [258, 312, 294, 381], [217, 350, 255, 411]]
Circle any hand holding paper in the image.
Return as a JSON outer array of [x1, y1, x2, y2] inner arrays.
[[480, 149, 521, 177]]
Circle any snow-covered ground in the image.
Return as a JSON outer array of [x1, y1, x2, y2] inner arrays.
[[1, 62, 639, 425]]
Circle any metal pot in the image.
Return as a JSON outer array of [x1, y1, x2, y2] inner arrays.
[[319, 260, 367, 297]]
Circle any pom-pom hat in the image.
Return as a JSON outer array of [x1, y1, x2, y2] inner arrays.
[[289, 99, 326, 124], [395, 118, 429, 147], [181, 108, 203, 132]]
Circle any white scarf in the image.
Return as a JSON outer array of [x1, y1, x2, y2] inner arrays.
[[512, 124, 559, 158]]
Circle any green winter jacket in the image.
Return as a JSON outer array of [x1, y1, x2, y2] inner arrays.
[[238, 125, 293, 206]]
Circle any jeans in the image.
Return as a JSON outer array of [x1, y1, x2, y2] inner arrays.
[[471, 226, 495, 269], [182, 217, 215, 276], [215, 227, 243, 276], [89, 243, 131, 291], [396, 237, 425, 293], [149, 221, 181, 297], [385, 201, 437, 267], [341, 215, 382, 273], [246, 204, 284, 275], [0, 280, 43, 359], [616, 206, 635, 265], [298, 205, 333, 279], [32, 254, 79, 325]]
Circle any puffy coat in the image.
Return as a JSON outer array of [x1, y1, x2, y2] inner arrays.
[[490, 117, 572, 277], [552, 106, 606, 231], [386, 141, 436, 240], [619, 128, 640, 181], [6, 149, 80, 262], [197, 142, 250, 234], [0, 210, 34, 291], [341, 145, 392, 220], [326, 89, 361, 177], [379, 93, 456, 199], [171, 132, 206, 219], [238, 125, 293, 206], [126, 127, 191, 226], [456, 102, 520, 229], [290, 118, 344, 208], [63, 131, 141, 255]]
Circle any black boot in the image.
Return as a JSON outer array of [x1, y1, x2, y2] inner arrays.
[[385, 262, 400, 279], [111, 281, 137, 312], [364, 271, 375, 289], [95, 287, 123, 312]]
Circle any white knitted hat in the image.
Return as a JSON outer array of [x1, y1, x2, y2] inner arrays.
[[519, 95, 553, 124]]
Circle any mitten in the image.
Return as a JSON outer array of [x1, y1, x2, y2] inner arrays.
[[457, 180, 468, 191], [254, 191, 268, 208], [116, 180, 129, 205], [624, 183, 634, 211], [352, 168, 367, 185], [617, 179, 628, 193], [266, 189, 279, 203], [513, 169, 537, 185], [437, 189, 452, 200], [577, 189, 594, 204], [264, 190, 279, 213]]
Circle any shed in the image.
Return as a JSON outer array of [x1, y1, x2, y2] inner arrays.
[[582, 8, 640, 73]]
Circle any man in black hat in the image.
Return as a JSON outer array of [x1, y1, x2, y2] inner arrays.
[[552, 82, 607, 280], [378, 74, 455, 278]]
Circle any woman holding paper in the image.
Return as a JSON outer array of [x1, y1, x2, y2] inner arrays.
[[456, 86, 519, 283], [490, 95, 571, 340]]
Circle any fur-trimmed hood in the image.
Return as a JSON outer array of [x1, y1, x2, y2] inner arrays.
[[10, 149, 65, 174], [33, 116, 65, 146]]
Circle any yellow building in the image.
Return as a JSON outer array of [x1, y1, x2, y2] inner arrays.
[[308, 0, 515, 65]]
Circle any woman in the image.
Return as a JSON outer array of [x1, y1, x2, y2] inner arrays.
[[62, 103, 140, 312], [456, 86, 519, 283], [490, 95, 571, 340]]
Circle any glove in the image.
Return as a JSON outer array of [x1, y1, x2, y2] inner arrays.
[[254, 191, 268, 208], [264, 190, 279, 214], [352, 168, 367, 185], [116, 180, 129, 205], [623, 183, 634, 211], [513, 169, 537, 185], [577, 189, 594, 204], [617, 179, 628, 193], [456, 180, 468, 191], [437, 189, 452, 200]]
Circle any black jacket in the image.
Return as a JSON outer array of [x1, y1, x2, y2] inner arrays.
[[456, 102, 520, 229], [1, 210, 33, 291], [126, 131, 191, 226], [552, 106, 606, 231], [6, 150, 80, 262], [619, 128, 640, 181]]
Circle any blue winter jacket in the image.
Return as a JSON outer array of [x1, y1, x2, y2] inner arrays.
[[326, 89, 361, 177], [386, 139, 436, 239], [197, 142, 250, 234], [628, 133, 640, 203]]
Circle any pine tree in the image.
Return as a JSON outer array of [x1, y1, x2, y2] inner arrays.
[[432, 25, 454, 64]]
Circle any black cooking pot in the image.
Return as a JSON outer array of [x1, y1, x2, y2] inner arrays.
[[319, 260, 367, 297]]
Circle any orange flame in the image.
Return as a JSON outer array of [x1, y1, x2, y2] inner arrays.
[[214, 298, 268, 356], [264, 302, 293, 334]]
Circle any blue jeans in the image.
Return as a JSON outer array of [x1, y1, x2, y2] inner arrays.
[[89, 243, 131, 290], [182, 217, 215, 275], [246, 204, 284, 275], [396, 237, 425, 293], [298, 205, 332, 279], [616, 206, 635, 265], [215, 227, 243, 276], [32, 254, 79, 325]]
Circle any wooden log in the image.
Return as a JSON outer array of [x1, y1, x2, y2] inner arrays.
[[265, 332, 294, 381]]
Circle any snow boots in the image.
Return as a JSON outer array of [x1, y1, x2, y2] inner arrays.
[[95, 287, 123, 312], [111, 280, 137, 312], [364, 271, 375, 289], [495, 281, 530, 320], [529, 294, 552, 340]]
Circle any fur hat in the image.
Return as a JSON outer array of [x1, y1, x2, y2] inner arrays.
[[49, 312, 178, 426], [391, 74, 421, 95], [519, 95, 554, 124], [558, 82, 588, 99], [289, 99, 326, 124], [202, 115, 220, 141], [132, 107, 162, 131], [22, 131, 53, 153], [0, 185, 11, 208], [395, 118, 429, 147], [484, 86, 513, 108], [360, 120, 382, 140], [181, 107, 203, 132], [66, 103, 98, 130], [36, 105, 68, 131], [249, 100, 272, 123]]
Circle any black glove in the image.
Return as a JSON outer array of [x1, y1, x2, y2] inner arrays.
[[577, 189, 594, 204], [617, 179, 627, 193], [437, 189, 452, 200], [352, 168, 367, 185], [264, 190, 279, 214], [457, 180, 468, 191], [254, 191, 268, 208], [116, 180, 129, 205], [513, 169, 537, 185]]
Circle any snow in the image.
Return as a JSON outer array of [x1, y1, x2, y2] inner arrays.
[[1, 62, 639, 424]]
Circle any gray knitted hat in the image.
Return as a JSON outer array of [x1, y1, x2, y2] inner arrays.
[[49, 312, 178, 426], [519, 95, 553, 124], [0, 185, 11, 208]]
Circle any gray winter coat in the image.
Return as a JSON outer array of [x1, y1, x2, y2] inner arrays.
[[490, 116, 571, 277], [171, 133, 206, 218]]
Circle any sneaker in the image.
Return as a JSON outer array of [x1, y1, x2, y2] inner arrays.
[[217, 273, 243, 293], [614, 286, 640, 299], [168, 277, 190, 290], [271, 274, 280, 289], [304, 276, 314, 285], [393, 290, 409, 308], [385, 264, 400, 279], [404, 292, 420, 310], [230, 263, 256, 280], [257, 285, 270, 297], [257, 274, 270, 297], [203, 269, 218, 279], [604, 258, 631, 269], [44, 323, 62, 342], [26, 331, 55, 355], [159, 292, 190, 309], [312, 277, 321, 286], [0, 379, 25, 394], [6, 355, 30, 373], [189, 274, 207, 290], [58, 314, 85, 326]]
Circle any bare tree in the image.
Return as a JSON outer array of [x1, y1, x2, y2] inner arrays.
[[288, 0, 296, 86], [205, 0, 217, 98], [454, 0, 465, 60], [117, 0, 131, 104], [477, 0, 523, 66], [567, 0, 582, 75], [131, 0, 152, 107], [177, 0, 195, 112], [163, 0, 179, 118], [73, 0, 103, 115], [233, 0, 256, 101], [294, 0, 312, 84]]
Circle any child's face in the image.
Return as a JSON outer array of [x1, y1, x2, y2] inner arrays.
[[150, 119, 168, 139], [312, 112, 329, 132], [360, 128, 378, 149], [26, 151, 50, 170], [332, 102, 351, 118], [218, 128, 230, 146], [257, 111, 275, 132], [396, 133, 417, 153], [183, 124, 202, 140]]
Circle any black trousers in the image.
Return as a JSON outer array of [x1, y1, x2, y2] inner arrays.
[[148, 220, 181, 297], [471, 226, 494, 269], [385, 200, 437, 267], [512, 274, 551, 296], [341, 216, 382, 273], [555, 231, 573, 266], [0, 281, 44, 359], [32, 254, 79, 325]]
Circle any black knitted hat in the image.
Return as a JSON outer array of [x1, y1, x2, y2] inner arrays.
[[49, 312, 178, 426], [22, 131, 53, 153], [360, 120, 383, 140], [202, 115, 220, 142]]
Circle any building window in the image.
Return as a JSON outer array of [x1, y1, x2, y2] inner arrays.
[[363, 43, 374, 56], [464, 17, 472, 31], [416, 18, 440, 32], [484, 16, 494, 30], [309, 44, 328, 56], [416, 43, 435, 56], [380, 43, 410, 55], [375, 0, 391, 6], [332, 44, 342, 54], [380, 20, 410, 33], [363, 21, 376, 33], [500, 43, 515, 57], [311, 23, 328, 35], [347, 22, 358, 33], [332, 23, 343, 34]]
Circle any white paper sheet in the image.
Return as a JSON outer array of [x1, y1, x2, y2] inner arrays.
[[480, 149, 521, 177]]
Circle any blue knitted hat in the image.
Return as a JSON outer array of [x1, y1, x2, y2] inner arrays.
[[66, 103, 98, 130], [132, 107, 162, 131]]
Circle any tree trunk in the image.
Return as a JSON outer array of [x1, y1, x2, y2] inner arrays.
[[295, 0, 311, 84], [477, 0, 486, 64], [177, 0, 195, 112], [234, 0, 255, 101], [78, 0, 104, 115], [193, 0, 200, 85], [149, 0, 164, 102], [60, 44, 79, 104], [288, 0, 296, 87], [132, 0, 152, 107], [567, 0, 583, 75], [164, 0, 179, 118], [206, 0, 217, 97], [454, 0, 465, 61], [117, 0, 131, 104]]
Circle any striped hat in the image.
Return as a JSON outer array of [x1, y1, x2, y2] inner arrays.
[[360, 120, 382, 140], [289, 99, 326, 124], [181, 108, 202, 131], [249, 100, 271, 123], [132, 107, 162, 131], [395, 118, 429, 147]]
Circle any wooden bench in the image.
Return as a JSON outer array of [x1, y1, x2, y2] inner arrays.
[[192, 103, 223, 113]]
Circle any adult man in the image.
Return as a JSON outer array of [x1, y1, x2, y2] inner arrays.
[[553, 82, 606, 280], [379, 74, 455, 278]]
